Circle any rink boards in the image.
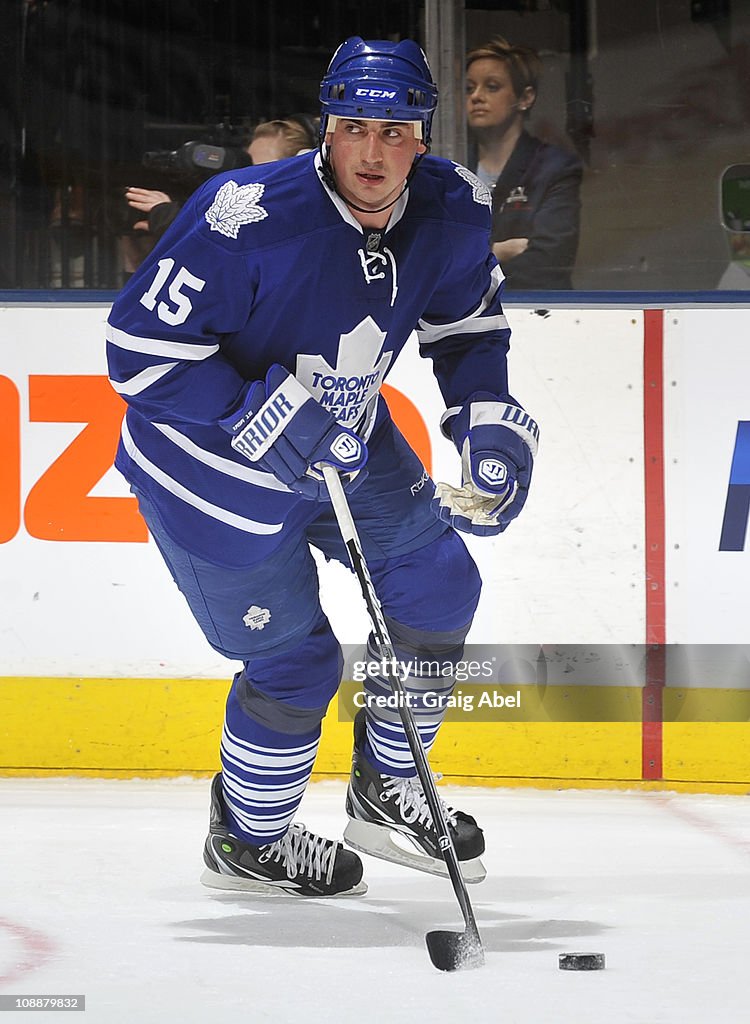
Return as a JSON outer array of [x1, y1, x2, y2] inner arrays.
[[0, 299, 749, 789]]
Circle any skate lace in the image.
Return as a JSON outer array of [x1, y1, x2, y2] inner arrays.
[[382, 775, 458, 829], [258, 823, 338, 885]]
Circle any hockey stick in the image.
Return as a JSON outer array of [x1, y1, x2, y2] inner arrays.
[[322, 465, 485, 972]]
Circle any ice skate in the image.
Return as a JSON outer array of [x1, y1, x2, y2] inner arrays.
[[201, 773, 367, 897], [344, 710, 486, 883]]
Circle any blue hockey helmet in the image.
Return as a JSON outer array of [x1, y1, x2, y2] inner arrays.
[[319, 37, 438, 145]]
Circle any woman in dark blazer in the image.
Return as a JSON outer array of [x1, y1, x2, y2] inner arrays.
[[466, 37, 582, 290]]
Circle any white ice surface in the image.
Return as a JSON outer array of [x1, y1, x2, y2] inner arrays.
[[1, 779, 748, 1023]]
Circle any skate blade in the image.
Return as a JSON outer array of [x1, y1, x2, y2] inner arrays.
[[344, 818, 486, 883], [200, 867, 368, 897]]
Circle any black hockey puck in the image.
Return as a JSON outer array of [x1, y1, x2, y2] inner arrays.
[[559, 952, 605, 971]]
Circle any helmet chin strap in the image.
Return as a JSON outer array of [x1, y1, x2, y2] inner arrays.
[[319, 143, 428, 216]]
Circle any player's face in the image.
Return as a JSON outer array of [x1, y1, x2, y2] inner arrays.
[[466, 58, 533, 134], [326, 118, 426, 225]]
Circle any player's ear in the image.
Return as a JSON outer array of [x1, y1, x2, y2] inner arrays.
[[416, 141, 428, 155]]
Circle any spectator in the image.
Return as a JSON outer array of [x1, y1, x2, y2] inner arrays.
[[125, 117, 318, 243], [248, 118, 318, 163], [466, 36, 582, 290], [123, 187, 176, 236]]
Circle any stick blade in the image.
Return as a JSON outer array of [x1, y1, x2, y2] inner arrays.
[[426, 928, 485, 972]]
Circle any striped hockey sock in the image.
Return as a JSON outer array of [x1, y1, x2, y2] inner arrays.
[[220, 686, 319, 846], [360, 639, 454, 777]]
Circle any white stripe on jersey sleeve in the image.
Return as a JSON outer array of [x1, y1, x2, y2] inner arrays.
[[121, 419, 283, 536], [416, 263, 508, 346], [106, 323, 220, 360], [153, 423, 292, 491], [109, 362, 178, 396]]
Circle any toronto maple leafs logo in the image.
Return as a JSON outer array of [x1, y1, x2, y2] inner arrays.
[[453, 164, 492, 207], [243, 605, 271, 630], [296, 317, 392, 426], [204, 180, 268, 239]]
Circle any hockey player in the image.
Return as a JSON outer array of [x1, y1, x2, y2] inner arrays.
[[106, 37, 538, 897]]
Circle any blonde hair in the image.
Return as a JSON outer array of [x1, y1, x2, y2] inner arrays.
[[250, 119, 316, 158], [466, 36, 542, 109]]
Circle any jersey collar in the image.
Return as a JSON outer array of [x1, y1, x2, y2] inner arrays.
[[314, 150, 408, 234]]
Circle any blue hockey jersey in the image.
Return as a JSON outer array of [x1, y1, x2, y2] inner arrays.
[[106, 151, 512, 566]]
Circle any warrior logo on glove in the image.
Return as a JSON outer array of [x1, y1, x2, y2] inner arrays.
[[232, 390, 299, 460], [220, 364, 368, 501], [330, 432, 365, 464], [477, 458, 509, 489], [432, 391, 538, 537]]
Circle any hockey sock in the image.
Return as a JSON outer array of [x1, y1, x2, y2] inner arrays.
[[220, 681, 320, 845], [360, 636, 455, 777]]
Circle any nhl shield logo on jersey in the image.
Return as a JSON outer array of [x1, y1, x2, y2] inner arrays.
[[242, 605, 271, 630], [453, 164, 492, 207], [205, 180, 268, 239]]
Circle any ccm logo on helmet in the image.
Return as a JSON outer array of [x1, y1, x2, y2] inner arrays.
[[354, 88, 398, 99]]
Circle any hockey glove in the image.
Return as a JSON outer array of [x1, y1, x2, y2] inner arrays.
[[220, 364, 368, 500], [432, 392, 539, 536]]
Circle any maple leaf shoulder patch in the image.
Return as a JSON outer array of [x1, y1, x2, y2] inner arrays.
[[453, 164, 492, 207], [204, 180, 268, 239]]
